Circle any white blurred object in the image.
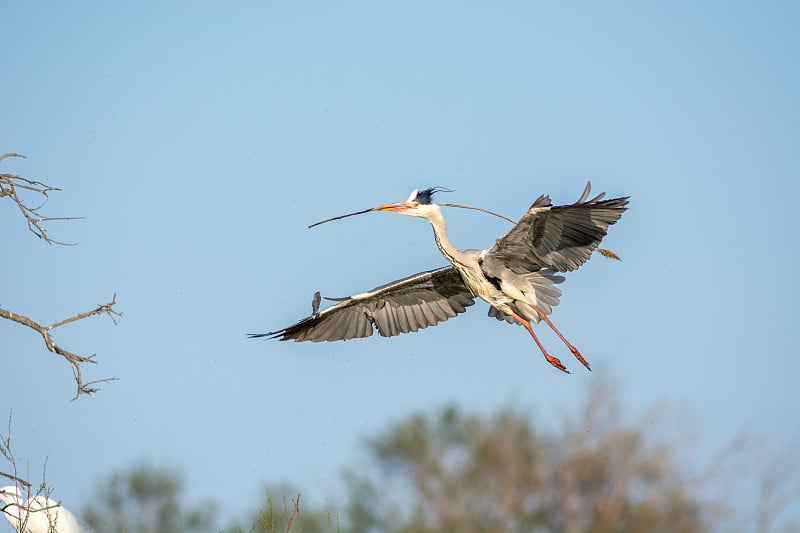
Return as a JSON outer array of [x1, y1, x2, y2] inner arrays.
[[0, 486, 80, 533]]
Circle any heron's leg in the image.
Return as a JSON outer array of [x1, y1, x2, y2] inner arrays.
[[509, 311, 569, 373], [528, 305, 591, 371]]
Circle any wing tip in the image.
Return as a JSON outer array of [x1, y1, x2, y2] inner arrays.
[[247, 330, 285, 340]]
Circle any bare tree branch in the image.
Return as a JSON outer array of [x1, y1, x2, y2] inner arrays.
[[0, 295, 121, 400], [0, 472, 30, 488], [2, 153, 121, 399], [1, 152, 82, 246]]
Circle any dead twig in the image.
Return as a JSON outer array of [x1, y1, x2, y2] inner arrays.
[[0, 295, 121, 400], [0, 153, 82, 246], [2, 153, 120, 399], [0, 472, 30, 488]]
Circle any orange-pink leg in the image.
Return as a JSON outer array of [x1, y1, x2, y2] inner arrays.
[[528, 304, 591, 371], [509, 310, 570, 374]]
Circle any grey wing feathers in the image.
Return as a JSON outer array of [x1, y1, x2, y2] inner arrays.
[[484, 182, 629, 273], [488, 306, 516, 324], [250, 266, 475, 342]]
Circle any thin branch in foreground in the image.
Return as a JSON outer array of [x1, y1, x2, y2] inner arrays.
[[0, 472, 30, 488], [283, 493, 301, 533], [0, 295, 121, 400], [0, 413, 31, 489], [0, 153, 83, 246]]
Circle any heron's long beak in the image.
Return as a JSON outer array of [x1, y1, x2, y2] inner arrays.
[[307, 207, 378, 228], [308, 202, 412, 228], [374, 201, 413, 212], [308, 199, 514, 228]]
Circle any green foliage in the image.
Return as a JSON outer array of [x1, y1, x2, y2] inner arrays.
[[343, 381, 707, 533], [82, 463, 214, 533], [223, 487, 339, 533], [77, 380, 798, 532]]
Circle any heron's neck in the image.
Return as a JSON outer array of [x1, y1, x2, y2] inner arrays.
[[427, 209, 466, 265]]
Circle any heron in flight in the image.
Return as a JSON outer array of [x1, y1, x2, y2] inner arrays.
[[251, 183, 628, 373]]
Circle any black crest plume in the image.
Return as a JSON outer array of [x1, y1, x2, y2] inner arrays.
[[415, 187, 454, 205]]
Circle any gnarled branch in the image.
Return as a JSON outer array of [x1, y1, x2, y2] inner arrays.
[[0, 153, 82, 246], [2, 153, 121, 399], [0, 295, 121, 400]]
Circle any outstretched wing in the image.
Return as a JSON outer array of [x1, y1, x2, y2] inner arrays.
[[483, 182, 629, 273], [250, 266, 475, 342]]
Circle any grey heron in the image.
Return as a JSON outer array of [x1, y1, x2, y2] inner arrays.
[[251, 183, 628, 373]]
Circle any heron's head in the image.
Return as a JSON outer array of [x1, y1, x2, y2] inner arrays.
[[374, 188, 447, 219], [308, 187, 513, 229]]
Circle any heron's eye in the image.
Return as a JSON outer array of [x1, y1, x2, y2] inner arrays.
[[412, 202, 420, 208]]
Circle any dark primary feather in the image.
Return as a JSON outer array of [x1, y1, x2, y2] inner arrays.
[[311, 291, 321, 315], [483, 182, 629, 274], [250, 266, 475, 342]]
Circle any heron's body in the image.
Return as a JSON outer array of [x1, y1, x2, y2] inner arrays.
[[426, 207, 560, 325], [251, 183, 629, 372]]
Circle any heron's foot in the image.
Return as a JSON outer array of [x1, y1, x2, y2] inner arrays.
[[569, 346, 591, 371], [544, 353, 570, 374], [510, 310, 571, 374]]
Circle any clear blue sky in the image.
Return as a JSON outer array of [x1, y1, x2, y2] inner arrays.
[[2, 1, 799, 529]]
